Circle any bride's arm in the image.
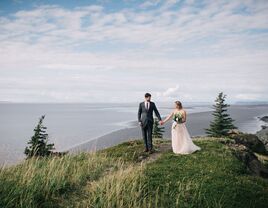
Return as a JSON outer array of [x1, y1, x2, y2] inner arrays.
[[162, 111, 174, 124]]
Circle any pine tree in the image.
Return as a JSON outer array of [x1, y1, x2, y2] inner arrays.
[[152, 118, 165, 139], [206, 92, 237, 137], [24, 115, 55, 158]]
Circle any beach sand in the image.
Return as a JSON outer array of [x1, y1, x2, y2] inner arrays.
[[70, 105, 268, 153]]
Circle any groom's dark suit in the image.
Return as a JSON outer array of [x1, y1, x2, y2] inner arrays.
[[138, 101, 161, 150]]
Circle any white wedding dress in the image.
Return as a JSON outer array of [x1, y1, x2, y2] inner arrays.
[[171, 122, 201, 154]]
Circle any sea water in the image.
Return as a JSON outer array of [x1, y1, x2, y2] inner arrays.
[[0, 103, 267, 165]]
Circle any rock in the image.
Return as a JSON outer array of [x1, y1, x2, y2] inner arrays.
[[256, 128, 268, 151], [260, 116, 268, 123], [233, 145, 268, 178], [261, 125, 267, 130], [228, 129, 242, 136], [231, 133, 267, 155]]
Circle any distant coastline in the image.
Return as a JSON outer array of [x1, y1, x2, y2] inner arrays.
[[1, 104, 268, 165], [70, 105, 268, 154]]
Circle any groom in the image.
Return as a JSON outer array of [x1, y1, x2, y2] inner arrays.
[[138, 93, 162, 153]]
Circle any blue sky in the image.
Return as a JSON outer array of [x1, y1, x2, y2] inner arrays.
[[0, 0, 268, 103]]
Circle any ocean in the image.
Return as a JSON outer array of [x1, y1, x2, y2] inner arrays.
[[1, 103, 268, 165]]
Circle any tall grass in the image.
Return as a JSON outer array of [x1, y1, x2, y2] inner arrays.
[[1, 139, 267, 208], [0, 153, 121, 208], [75, 164, 211, 208], [79, 165, 145, 207]]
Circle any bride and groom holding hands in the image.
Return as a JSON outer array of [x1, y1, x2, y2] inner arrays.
[[138, 93, 200, 154]]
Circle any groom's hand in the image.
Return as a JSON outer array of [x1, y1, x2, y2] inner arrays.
[[139, 122, 143, 127], [159, 120, 164, 125]]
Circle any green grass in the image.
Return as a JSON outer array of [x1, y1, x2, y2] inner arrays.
[[98, 140, 149, 162], [1, 138, 268, 208], [98, 139, 169, 162], [0, 153, 122, 208], [143, 139, 268, 207]]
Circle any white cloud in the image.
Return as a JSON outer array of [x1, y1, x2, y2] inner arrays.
[[140, 0, 161, 9], [156, 85, 194, 102], [0, 1, 268, 102], [162, 85, 180, 97]]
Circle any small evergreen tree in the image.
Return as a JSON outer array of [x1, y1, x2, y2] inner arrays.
[[24, 115, 54, 158], [206, 92, 237, 137], [152, 118, 165, 139]]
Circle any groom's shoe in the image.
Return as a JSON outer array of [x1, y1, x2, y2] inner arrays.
[[144, 148, 149, 152]]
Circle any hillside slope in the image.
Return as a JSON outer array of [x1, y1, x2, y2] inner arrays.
[[1, 138, 268, 208]]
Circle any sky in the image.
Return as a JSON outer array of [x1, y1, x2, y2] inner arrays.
[[0, 0, 268, 103]]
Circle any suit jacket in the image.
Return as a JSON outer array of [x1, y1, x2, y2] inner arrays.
[[138, 101, 161, 127]]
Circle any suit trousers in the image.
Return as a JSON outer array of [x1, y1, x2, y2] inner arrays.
[[141, 122, 153, 150]]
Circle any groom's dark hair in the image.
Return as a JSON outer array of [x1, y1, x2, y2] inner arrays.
[[145, 93, 151, 98]]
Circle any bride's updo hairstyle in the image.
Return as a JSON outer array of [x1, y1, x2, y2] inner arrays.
[[175, 101, 182, 109]]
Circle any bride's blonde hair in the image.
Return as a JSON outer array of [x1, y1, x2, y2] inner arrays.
[[175, 101, 182, 109]]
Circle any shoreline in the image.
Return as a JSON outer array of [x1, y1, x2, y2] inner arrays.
[[69, 110, 211, 154], [69, 108, 268, 154], [67, 109, 213, 152], [1, 104, 268, 165]]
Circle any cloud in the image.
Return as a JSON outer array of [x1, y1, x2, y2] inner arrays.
[[162, 85, 180, 97], [140, 0, 161, 9], [0, 0, 267, 102], [1, 1, 267, 51], [156, 85, 194, 101]]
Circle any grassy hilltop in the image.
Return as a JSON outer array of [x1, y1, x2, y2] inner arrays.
[[1, 138, 268, 208]]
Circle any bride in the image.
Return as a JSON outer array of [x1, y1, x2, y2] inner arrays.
[[162, 101, 201, 154]]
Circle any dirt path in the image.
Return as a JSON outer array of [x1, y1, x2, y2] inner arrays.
[[65, 142, 173, 207], [142, 143, 172, 163]]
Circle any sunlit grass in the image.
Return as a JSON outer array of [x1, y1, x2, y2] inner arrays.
[[1, 138, 268, 208], [0, 153, 121, 208]]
